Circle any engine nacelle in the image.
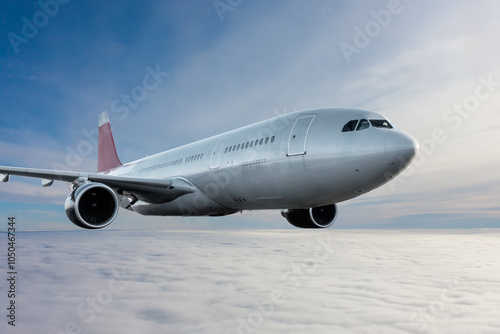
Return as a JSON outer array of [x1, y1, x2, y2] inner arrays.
[[281, 204, 338, 228], [65, 182, 119, 229]]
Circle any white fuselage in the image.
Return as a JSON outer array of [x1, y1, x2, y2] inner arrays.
[[107, 108, 418, 217]]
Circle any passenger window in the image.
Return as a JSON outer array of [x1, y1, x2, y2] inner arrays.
[[265, 137, 269, 144], [356, 119, 370, 131], [259, 138, 264, 145], [342, 120, 358, 132], [271, 136, 275, 143], [245, 142, 249, 149]]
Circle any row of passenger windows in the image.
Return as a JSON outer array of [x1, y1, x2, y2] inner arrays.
[[186, 153, 203, 163], [224, 136, 276, 154], [139, 158, 183, 173], [138, 152, 205, 174], [342, 119, 393, 132]]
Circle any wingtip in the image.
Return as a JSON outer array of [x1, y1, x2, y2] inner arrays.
[[98, 111, 110, 127]]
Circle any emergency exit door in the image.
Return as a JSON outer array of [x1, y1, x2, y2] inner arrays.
[[287, 115, 315, 156]]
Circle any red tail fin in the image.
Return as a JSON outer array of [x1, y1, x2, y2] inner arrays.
[[98, 112, 123, 173]]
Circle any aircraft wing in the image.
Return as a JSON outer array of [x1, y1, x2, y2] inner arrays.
[[0, 166, 195, 204]]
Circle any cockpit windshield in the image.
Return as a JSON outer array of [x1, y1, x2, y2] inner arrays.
[[342, 118, 393, 132], [342, 119, 370, 132], [356, 119, 370, 131], [341, 120, 358, 132], [370, 119, 393, 129]]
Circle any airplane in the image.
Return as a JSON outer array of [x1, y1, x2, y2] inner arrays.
[[0, 108, 418, 229]]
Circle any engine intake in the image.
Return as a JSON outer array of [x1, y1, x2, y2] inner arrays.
[[65, 182, 119, 229], [281, 204, 338, 228]]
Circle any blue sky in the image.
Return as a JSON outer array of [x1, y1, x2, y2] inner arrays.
[[0, 0, 499, 230]]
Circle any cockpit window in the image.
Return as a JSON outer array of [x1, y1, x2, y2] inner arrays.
[[370, 119, 393, 129], [356, 119, 370, 131], [342, 120, 358, 132]]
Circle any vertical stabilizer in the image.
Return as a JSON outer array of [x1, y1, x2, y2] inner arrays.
[[98, 111, 123, 173]]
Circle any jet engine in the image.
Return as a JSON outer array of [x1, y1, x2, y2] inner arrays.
[[65, 182, 119, 229], [281, 204, 338, 228]]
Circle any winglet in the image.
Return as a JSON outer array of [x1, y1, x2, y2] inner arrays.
[[98, 111, 123, 173]]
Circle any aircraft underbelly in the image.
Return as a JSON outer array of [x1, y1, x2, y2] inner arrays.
[[131, 188, 235, 217]]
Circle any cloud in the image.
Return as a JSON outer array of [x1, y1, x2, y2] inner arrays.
[[2, 229, 500, 334], [0, 180, 68, 204]]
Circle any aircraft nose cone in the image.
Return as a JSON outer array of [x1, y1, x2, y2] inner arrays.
[[384, 131, 419, 166]]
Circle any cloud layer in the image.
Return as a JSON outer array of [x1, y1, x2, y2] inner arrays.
[[2, 229, 500, 333]]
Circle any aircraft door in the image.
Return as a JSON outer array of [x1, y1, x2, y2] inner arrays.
[[209, 138, 226, 169], [287, 115, 315, 156]]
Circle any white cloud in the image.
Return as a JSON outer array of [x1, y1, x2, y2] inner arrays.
[[0, 181, 68, 204], [2, 229, 500, 334]]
